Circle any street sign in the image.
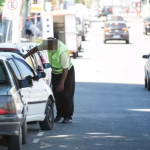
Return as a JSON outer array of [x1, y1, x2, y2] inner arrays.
[[2, 0, 23, 20]]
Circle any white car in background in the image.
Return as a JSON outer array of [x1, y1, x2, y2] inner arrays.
[[0, 43, 52, 87]]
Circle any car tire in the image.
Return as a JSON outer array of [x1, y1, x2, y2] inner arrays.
[[82, 36, 85, 41], [73, 52, 78, 59], [39, 98, 54, 130], [147, 75, 150, 91], [104, 40, 106, 44], [145, 76, 147, 88], [78, 45, 82, 52], [144, 29, 147, 35], [8, 127, 22, 150], [126, 40, 129, 44], [22, 119, 27, 144]]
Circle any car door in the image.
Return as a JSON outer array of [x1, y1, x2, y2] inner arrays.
[[13, 57, 47, 116], [7, 58, 30, 115]]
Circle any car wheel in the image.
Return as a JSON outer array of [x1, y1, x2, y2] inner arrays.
[[22, 118, 27, 144], [77, 51, 79, 57], [145, 76, 147, 88], [126, 40, 129, 44], [104, 40, 106, 44], [82, 36, 85, 41], [78, 45, 82, 52], [8, 127, 22, 150], [145, 29, 147, 35], [39, 98, 54, 130], [73, 52, 77, 59]]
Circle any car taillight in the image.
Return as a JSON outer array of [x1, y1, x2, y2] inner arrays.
[[0, 96, 16, 115], [110, 9, 112, 12], [105, 28, 109, 32], [41, 55, 47, 63], [122, 28, 128, 32]]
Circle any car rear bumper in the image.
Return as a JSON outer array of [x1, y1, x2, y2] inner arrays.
[[0, 115, 24, 136], [105, 34, 129, 41], [145, 28, 150, 32], [0, 122, 21, 136]]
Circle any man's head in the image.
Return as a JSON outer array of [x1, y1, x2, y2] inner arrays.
[[46, 37, 59, 52]]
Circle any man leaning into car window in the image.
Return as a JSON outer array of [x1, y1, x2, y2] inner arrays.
[[19, 37, 75, 124]]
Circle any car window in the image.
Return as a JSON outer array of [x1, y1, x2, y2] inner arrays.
[[25, 56, 36, 69], [148, 18, 150, 21], [14, 58, 34, 78], [106, 23, 127, 28], [30, 56, 37, 69], [6, 61, 20, 89], [8, 59, 22, 80], [0, 60, 10, 85], [108, 16, 123, 21], [34, 53, 43, 67]]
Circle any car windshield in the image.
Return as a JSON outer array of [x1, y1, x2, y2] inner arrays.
[[106, 23, 127, 28], [0, 60, 10, 85], [107, 16, 124, 21]]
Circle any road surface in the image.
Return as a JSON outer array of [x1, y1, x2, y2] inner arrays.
[[1, 17, 150, 150]]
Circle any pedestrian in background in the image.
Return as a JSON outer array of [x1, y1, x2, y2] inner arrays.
[[126, 7, 129, 16], [24, 18, 32, 41], [19, 37, 75, 123]]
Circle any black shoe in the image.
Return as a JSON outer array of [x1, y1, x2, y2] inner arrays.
[[54, 116, 62, 122], [62, 119, 72, 123]]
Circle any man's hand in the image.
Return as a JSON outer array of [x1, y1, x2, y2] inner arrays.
[[56, 82, 64, 92]]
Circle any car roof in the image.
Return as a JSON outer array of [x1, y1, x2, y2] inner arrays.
[[0, 43, 29, 49], [0, 52, 24, 60], [107, 14, 123, 17], [0, 43, 17, 49], [106, 21, 126, 24]]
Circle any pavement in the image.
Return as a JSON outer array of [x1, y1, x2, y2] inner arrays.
[[1, 16, 150, 150]]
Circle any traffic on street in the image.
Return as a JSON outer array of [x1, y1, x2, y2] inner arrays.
[[0, 0, 150, 150]]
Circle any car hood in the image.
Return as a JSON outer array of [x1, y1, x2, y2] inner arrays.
[[0, 85, 11, 95]]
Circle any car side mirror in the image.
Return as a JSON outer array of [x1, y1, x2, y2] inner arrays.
[[43, 63, 51, 69], [19, 78, 33, 88], [101, 27, 104, 29], [142, 55, 149, 59], [37, 65, 44, 72], [128, 27, 130, 28], [37, 71, 46, 79]]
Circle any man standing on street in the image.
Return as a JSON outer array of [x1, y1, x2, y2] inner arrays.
[[20, 38, 75, 123]]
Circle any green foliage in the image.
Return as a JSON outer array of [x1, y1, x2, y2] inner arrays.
[[0, 0, 5, 7]]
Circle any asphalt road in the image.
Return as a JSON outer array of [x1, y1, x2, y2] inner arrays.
[[1, 17, 150, 150]]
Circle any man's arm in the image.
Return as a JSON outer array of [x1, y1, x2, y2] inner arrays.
[[19, 44, 43, 59], [25, 47, 39, 58], [56, 52, 69, 92], [56, 69, 68, 92]]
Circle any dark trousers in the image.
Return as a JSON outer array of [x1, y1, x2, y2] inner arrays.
[[52, 66, 75, 119]]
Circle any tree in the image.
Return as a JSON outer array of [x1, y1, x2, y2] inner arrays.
[[0, 0, 5, 7]]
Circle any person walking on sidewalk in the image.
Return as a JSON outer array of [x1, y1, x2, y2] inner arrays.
[[19, 37, 75, 124]]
